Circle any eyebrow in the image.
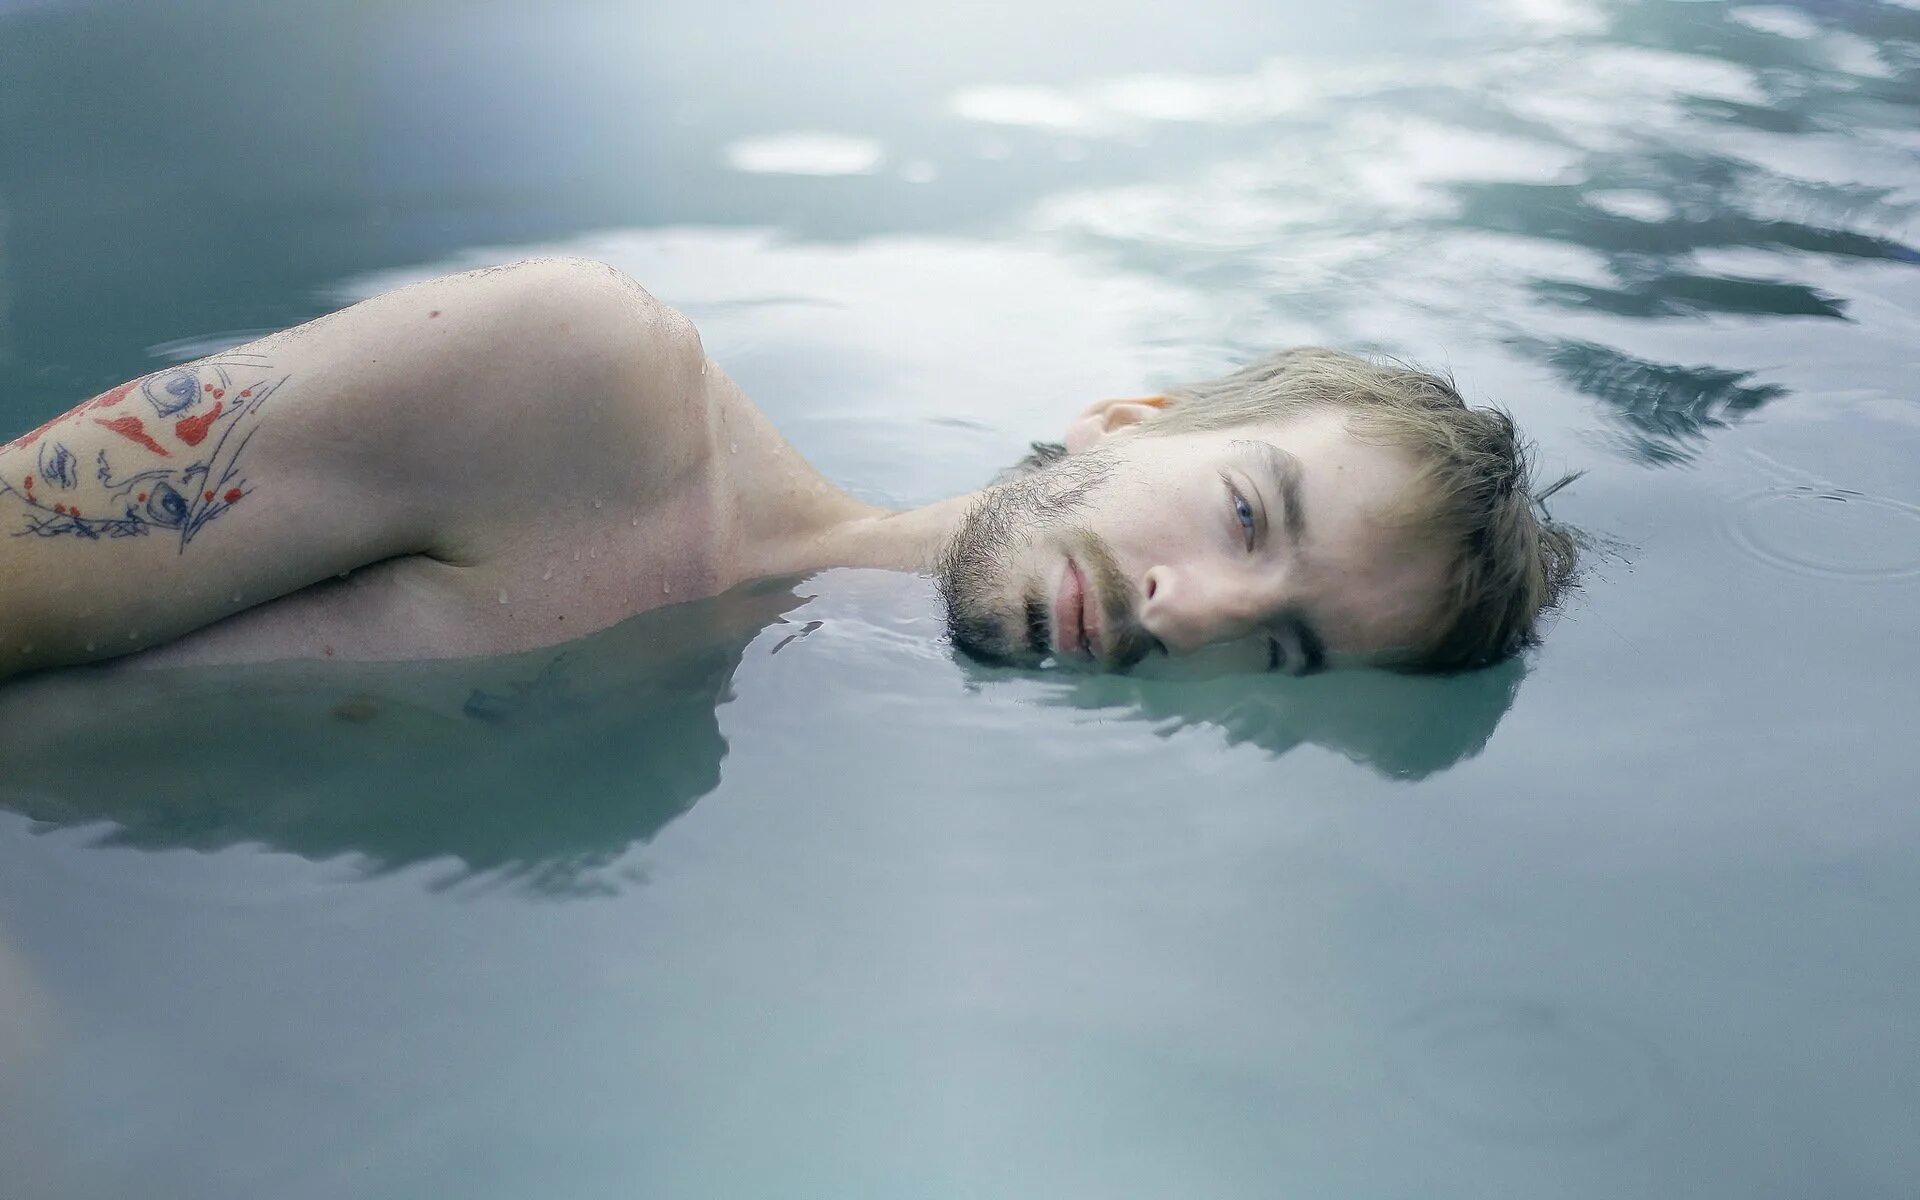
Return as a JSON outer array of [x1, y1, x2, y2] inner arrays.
[[1234, 439, 1306, 546]]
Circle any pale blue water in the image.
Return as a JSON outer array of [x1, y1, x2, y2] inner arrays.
[[3, 0, 1919, 1195]]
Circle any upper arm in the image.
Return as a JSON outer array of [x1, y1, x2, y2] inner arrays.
[[0, 257, 706, 681]]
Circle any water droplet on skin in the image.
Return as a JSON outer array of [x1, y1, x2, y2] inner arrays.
[[497, 589, 509, 605], [589, 547, 598, 559], [730, 442, 738, 455], [593, 499, 603, 510], [337, 571, 350, 580], [662, 582, 672, 594], [127, 630, 138, 640], [84, 641, 96, 653], [542, 568, 553, 581], [231, 592, 243, 604], [630, 517, 639, 527]]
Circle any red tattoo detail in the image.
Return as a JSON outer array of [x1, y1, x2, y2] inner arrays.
[[175, 401, 224, 447], [204, 491, 216, 502], [212, 389, 225, 399], [224, 488, 243, 503], [86, 380, 139, 411], [137, 492, 148, 502], [95, 416, 169, 456], [23, 475, 33, 491], [428, 310, 441, 318], [204, 383, 214, 392], [240, 388, 253, 398], [9, 416, 62, 450], [4, 372, 139, 449]]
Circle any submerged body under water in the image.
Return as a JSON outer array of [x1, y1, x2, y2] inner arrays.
[[3, 0, 1919, 1195]]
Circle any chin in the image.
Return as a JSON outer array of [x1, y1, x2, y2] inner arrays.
[[941, 571, 1048, 667]]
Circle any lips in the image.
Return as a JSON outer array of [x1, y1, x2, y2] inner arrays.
[[1053, 557, 1104, 662]]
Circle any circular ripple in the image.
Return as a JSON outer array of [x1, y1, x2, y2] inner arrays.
[[1389, 999, 1668, 1142], [1722, 485, 1920, 583]]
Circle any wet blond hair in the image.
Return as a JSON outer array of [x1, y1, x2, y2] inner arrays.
[[1146, 348, 1578, 672]]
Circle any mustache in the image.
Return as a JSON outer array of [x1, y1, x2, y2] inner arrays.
[[1072, 530, 1154, 672]]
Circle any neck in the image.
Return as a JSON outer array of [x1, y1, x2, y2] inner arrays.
[[769, 490, 979, 577], [704, 368, 981, 582], [701, 362, 990, 585]]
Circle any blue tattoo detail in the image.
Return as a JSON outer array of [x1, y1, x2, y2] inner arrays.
[[144, 481, 192, 527], [4, 364, 288, 551], [146, 369, 201, 417], [38, 441, 77, 489]]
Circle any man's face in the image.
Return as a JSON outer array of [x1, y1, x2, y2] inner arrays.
[[938, 408, 1449, 674]]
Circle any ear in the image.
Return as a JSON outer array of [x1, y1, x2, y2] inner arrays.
[[1063, 394, 1168, 454]]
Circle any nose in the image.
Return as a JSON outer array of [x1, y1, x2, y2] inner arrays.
[[1139, 564, 1270, 655]]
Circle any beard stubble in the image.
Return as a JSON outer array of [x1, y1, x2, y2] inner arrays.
[[935, 452, 1145, 669]]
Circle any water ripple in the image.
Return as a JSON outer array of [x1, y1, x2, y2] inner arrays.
[[1723, 485, 1920, 583]]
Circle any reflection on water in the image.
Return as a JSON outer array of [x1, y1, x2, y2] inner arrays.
[[0, 571, 1523, 892], [5, 0, 1917, 471], [1035, 659, 1524, 780], [5, 0, 1920, 1194], [935, 0, 1920, 463], [1515, 336, 1788, 463], [722, 133, 888, 177], [0, 579, 807, 895]]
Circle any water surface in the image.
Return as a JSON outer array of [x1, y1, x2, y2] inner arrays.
[[2, 0, 1919, 1195]]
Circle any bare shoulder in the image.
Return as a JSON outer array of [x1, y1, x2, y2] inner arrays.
[[273, 254, 712, 483], [0, 257, 716, 679], [367, 257, 721, 560]]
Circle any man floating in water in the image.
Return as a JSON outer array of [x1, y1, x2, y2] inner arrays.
[[0, 257, 1575, 683]]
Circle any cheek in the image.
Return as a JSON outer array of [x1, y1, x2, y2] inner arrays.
[[1338, 554, 1451, 650], [1098, 480, 1219, 566]]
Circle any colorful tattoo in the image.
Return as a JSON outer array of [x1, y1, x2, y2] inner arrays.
[[0, 354, 287, 549]]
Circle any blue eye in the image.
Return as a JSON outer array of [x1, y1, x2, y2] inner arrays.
[[1231, 489, 1255, 548]]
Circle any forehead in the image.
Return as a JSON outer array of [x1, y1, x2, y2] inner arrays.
[[1201, 411, 1448, 657]]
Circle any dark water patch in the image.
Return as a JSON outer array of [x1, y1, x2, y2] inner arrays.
[[1532, 271, 1849, 320], [1450, 178, 1919, 264], [1681, 95, 1823, 134], [1389, 998, 1671, 1143], [1516, 337, 1788, 463]]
